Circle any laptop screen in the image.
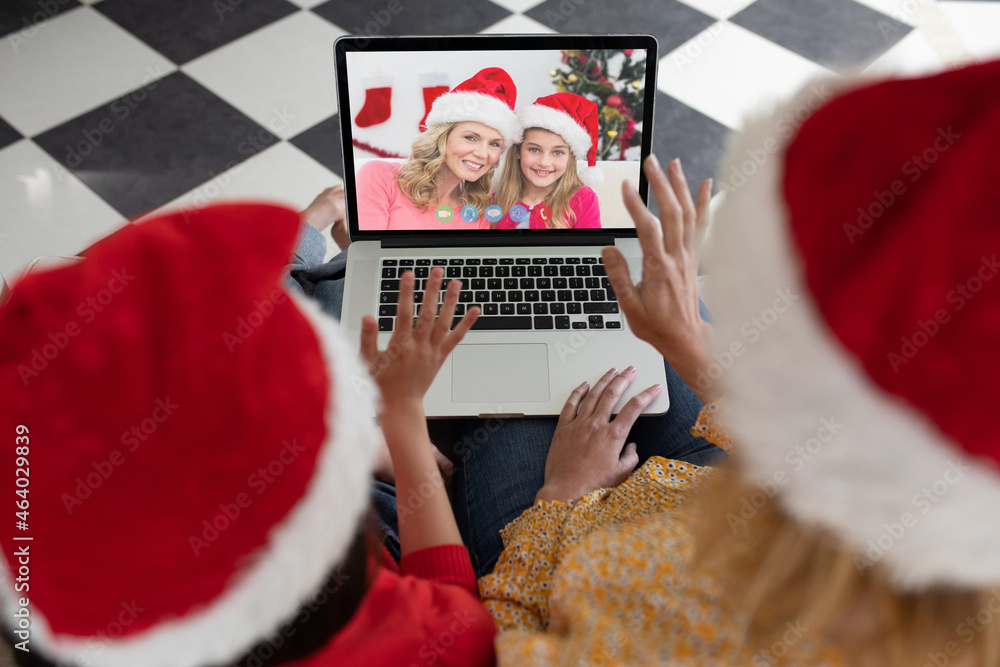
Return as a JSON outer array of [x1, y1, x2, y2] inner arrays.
[[335, 35, 657, 240]]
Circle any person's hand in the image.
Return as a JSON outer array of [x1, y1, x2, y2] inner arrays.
[[360, 269, 475, 555], [301, 185, 350, 249], [535, 366, 663, 503], [372, 439, 454, 488], [360, 267, 479, 415], [602, 156, 716, 401]]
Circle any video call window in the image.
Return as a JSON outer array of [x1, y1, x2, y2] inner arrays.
[[343, 46, 650, 233]]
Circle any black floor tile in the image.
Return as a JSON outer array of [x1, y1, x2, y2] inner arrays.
[[0, 0, 81, 39], [731, 0, 911, 70], [526, 0, 715, 56], [0, 115, 23, 152], [647, 91, 729, 217], [32, 72, 280, 218], [95, 0, 298, 64], [311, 0, 510, 36], [290, 114, 343, 178]]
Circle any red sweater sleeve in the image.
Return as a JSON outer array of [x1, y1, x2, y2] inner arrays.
[[400, 544, 478, 594]]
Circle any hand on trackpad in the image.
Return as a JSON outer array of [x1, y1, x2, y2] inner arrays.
[[452, 344, 550, 403]]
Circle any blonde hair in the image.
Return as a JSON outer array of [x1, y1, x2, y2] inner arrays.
[[695, 458, 1000, 666], [492, 129, 585, 229], [396, 122, 496, 214]]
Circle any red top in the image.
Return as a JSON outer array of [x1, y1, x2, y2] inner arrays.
[[296, 545, 496, 666], [494, 186, 601, 229]]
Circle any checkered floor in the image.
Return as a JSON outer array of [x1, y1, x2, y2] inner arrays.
[[1, 0, 998, 281]]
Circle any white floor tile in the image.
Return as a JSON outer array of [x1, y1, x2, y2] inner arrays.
[[0, 140, 125, 280], [183, 12, 346, 141], [487, 0, 548, 14], [143, 142, 345, 256], [937, 1, 1000, 63], [480, 13, 556, 34], [0, 7, 176, 137], [658, 21, 834, 130], [677, 0, 757, 20], [863, 27, 947, 78]]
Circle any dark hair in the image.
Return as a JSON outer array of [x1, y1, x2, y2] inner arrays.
[[2, 526, 373, 667]]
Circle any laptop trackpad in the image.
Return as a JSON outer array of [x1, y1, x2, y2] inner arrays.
[[452, 344, 550, 403]]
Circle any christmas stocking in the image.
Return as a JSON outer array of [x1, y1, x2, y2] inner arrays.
[[354, 75, 393, 128], [418, 72, 450, 132]]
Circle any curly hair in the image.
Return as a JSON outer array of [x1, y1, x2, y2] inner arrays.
[[396, 122, 496, 215]]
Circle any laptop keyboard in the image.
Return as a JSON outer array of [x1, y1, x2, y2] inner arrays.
[[377, 256, 623, 332]]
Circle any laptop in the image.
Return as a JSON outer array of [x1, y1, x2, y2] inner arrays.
[[335, 33, 669, 418]]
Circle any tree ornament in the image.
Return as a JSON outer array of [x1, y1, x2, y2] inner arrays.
[[631, 80, 642, 90], [568, 73, 578, 83], [607, 94, 622, 108], [607, 129, 618, 139]]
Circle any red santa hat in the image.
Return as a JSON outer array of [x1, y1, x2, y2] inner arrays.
[[0, 204, 382, 665], [517, 92, 604, 189], [423, 66, 522, 149], [704, 59, 1000, 590]]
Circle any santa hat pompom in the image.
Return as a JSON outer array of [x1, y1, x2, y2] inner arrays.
[[578, 165, 605, 189]]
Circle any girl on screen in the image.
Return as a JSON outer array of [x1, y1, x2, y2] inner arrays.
[[356, 67, 522, 231], [492, 93, 603, 230]]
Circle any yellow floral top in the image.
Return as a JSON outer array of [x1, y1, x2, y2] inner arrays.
[[478, 403, 846, 666]]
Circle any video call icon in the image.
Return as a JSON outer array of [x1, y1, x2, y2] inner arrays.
[[460, 205, 479, 223], [435, 205, 454, 222], [509, 204, 528, 224], [484, 205, 503, 223]]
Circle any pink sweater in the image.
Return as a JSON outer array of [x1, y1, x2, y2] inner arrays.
[[494, 186, 601, 230], [356, 161, 491, 231]]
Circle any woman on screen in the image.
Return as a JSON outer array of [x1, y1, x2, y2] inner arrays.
[[492, 93, 603, 230], [356, 68, 522, 231]]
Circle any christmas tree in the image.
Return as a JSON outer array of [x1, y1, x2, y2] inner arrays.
[[550, 49, 646, 161]]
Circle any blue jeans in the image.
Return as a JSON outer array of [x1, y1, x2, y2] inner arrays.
[[289, 236, 725, 576], [450, 339, 723, 576]]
